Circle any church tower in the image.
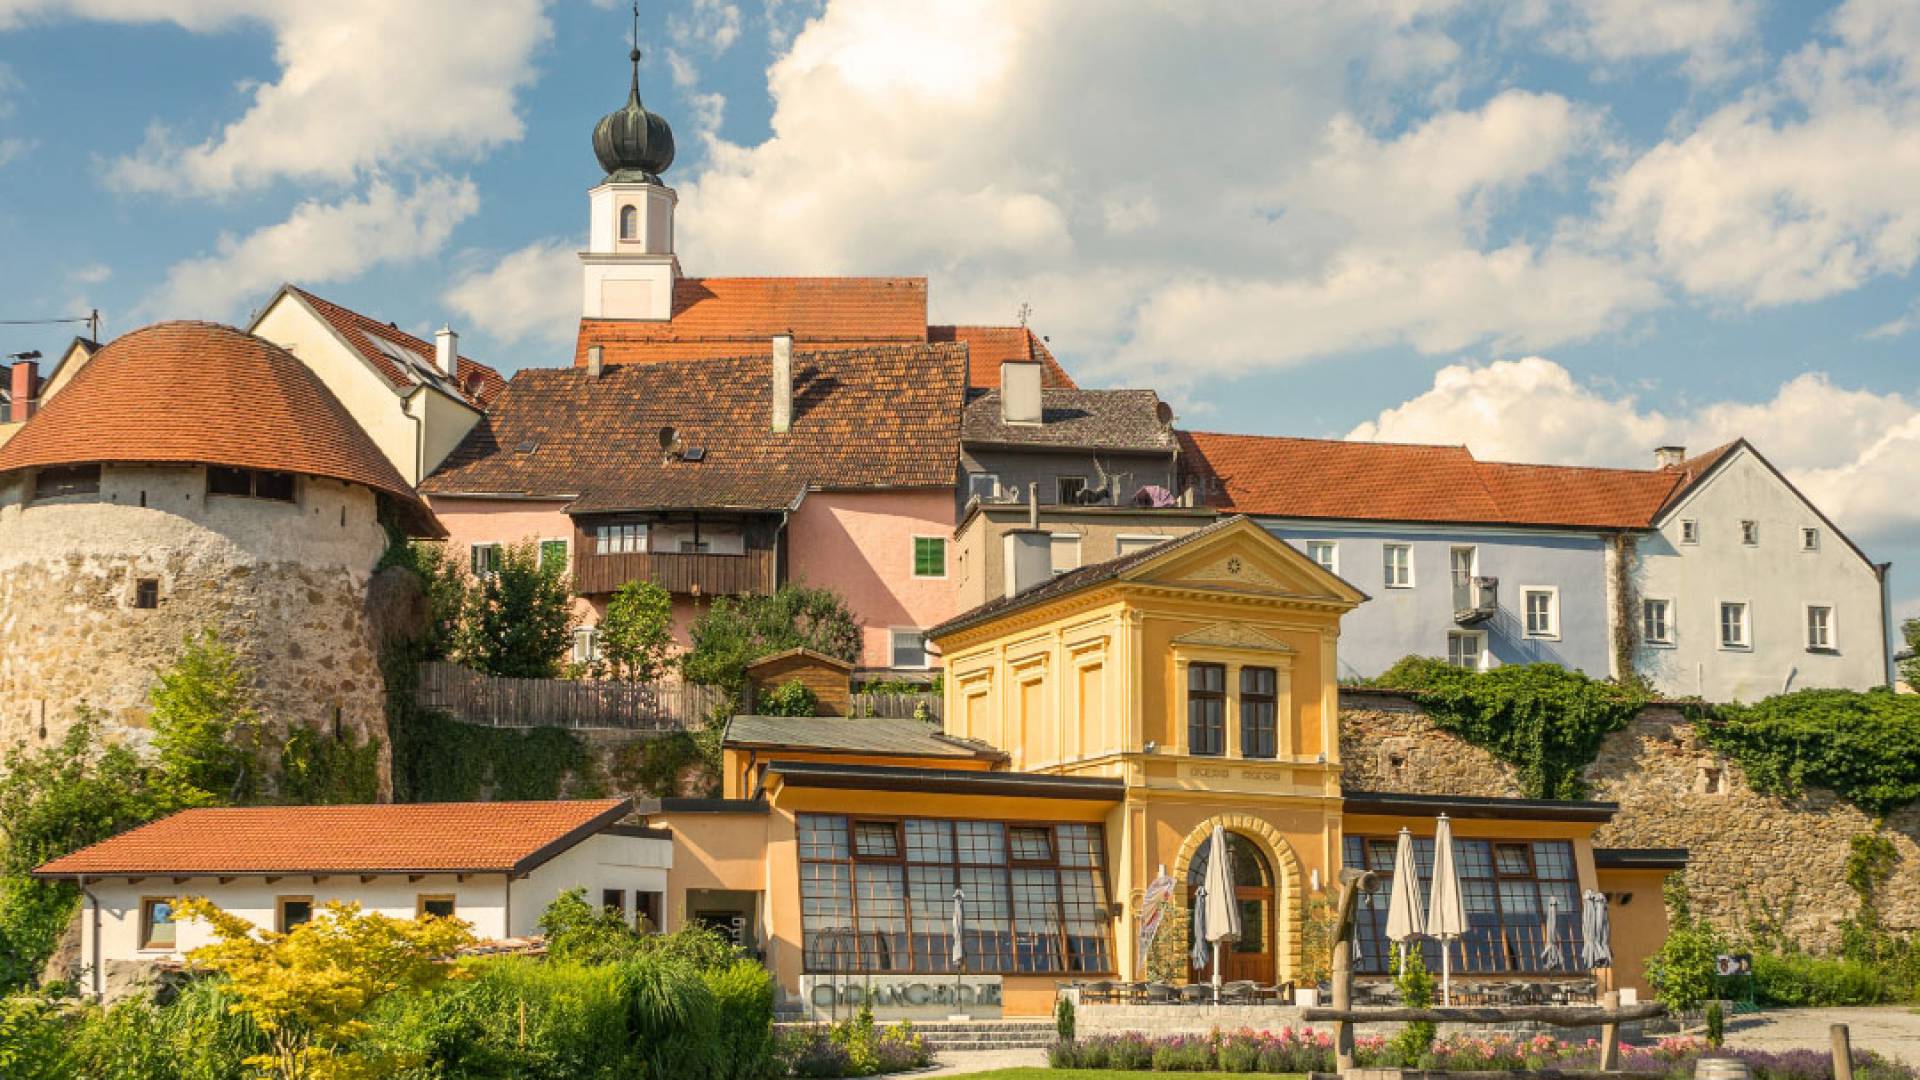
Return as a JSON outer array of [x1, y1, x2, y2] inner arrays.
[[581, 39, 678, 321]]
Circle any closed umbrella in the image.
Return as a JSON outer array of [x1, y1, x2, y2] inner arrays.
[[1580, 889, 1613, 970], [1425, 814, 1468, 1005], [1541, 895, 1565, 971], [950, 887, 966, 1014], [1201, 826, 1243, 1001], [1190, 884, 1212, 972], [1383, 828, 1426, 965]]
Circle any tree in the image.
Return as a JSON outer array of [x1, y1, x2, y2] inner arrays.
[[173, 898, 474, 1080], [680, 585, 862, 699], [455, 539, 579, 678], [149, 627, 265, 802], [386, 541, 467, 662], [1901, 617, 1920, 689], [1646, 875, 1725, 1014], [596, 579, 674, 681]]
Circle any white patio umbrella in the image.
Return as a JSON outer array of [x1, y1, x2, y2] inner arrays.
[[1580, 889, 1613, 969], [1383, 828, 1426, 966], [1541, 895, 1565, 971], [1201, 825, 1243, 1002], [1425, 814, 1468, 1005]]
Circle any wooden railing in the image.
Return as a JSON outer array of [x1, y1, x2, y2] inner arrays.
[[417, 661, 727, 731], [573, 549, 778, 597], [850, 691, 943, 721]]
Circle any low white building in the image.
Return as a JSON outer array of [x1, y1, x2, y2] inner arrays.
[[36, 799, 670, 998]]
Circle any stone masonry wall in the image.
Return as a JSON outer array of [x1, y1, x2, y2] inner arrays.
[[0, 466, 393, 792], [1340, 689, 1920, 949]]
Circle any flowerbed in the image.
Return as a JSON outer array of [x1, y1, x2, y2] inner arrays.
[[1047, 1028, 1920, 1080], [779, 1008, 933, 1078]]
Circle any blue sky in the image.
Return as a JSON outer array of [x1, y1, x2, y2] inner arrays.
[[2, 0, 1917, 611]]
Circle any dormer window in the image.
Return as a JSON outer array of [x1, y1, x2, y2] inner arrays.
[[619, 204, 639, 240]]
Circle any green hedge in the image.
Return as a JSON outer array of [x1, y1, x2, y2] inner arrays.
[[1702, 688, 1920, 816]]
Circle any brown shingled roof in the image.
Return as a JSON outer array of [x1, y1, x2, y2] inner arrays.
[[0, 321, 442, 536], [286, 286, 506, 409], [964, 388, 1176, 452], [424, 342, 968, 512], [34, 799, 631, 877]]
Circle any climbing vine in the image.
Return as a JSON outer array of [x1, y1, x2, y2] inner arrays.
[[1700, 688, 1920, 816], [1365, 657, 1650, 799], [389, 709, 603, 803]]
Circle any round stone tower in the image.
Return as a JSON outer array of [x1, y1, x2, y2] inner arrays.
[[0, 322, 445, 791]]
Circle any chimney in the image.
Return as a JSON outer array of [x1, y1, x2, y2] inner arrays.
[[1004, 528, 1053, 597], [1000, 360, 1042, 425], [1655, 445, 1686, 470], [771, 333, 794, 433], [587, 344, 605, 379], [7, 359, 38, 423], [434, 326, 458, 375]]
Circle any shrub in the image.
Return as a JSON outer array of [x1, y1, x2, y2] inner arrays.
[[1751, 950, 1890, 1007], [759, 679, 820, 717], [1703, 687, 1920, 815], [597, 579, 675, 682], [455, 539, 579, 678], [682, 586, 862, 699], [1054, 991, 1075, 1042], [706, 959, 777, 1080], [781, 1027, 854, 1078], [1389, 946, 1437, 1065]]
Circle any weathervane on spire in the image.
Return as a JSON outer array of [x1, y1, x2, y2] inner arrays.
[[630, 1, 643, 88]]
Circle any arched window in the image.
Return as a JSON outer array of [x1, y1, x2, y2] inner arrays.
[[619, 204, 639, 240]]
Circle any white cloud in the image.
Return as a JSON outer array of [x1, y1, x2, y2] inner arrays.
[[442, 238, 579, 349], [143, 176, 478, 318], [69, 263, 111, 284], [1349, 356, 1920, 543], [1864, 302, 1916, 340], [670, 0, 742, 56], [1516, 0, 1760, 80], [0, 1, 549, 195]]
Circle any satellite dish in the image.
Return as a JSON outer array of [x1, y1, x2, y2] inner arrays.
[[1154, 401, 1174, 426], [657, 425, 678, 451]]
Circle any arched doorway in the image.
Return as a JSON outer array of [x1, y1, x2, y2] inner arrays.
[[1187, 832, 1276, 984]]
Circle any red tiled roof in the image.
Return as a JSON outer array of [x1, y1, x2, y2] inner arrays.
[[928, 326, 1076, 389], [35, 799, 631, 877], [288, 286, 506, 409], [574, 277, 929, 366], [424, 342, 968, 511], [1178, 431, 1734, 529], [0, 321, 442, 536]]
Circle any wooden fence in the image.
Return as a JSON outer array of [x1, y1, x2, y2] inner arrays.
[[417, 661, 726, 731], [850, 691, 943, 721]]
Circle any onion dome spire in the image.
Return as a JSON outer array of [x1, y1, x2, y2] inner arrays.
[[592, 20, 675, 184]]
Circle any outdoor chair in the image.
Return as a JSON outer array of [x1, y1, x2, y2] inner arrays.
[[1083, 979, 1115, 1004], [1220, 980, 1259, 1004], [1178, 983, 1210, 1004], [1271, 980, 1295, 1003], [1144, 981, 1177, 1004]]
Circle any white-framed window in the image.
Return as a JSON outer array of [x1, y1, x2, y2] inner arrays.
[[1049, 533, 1082, 574], [595, 523, 647, 554], [1806, 605, 1835, 651], [1055, 476, 1087, 504], [1680, 520, 1699, 545], [571, 626, 600, 664], [1305, 540, 1338, 575], [1115, 535, 1162, 557], [911, 535, 947, 578], [1446, 630, 1486, 671], [967, 472, 1001, 501], [1522, 587, 1560, 639], [1801, 526, 1820, 552], [470, 542, 503, 575], [890, 628, 929, 669], [1641, 598, 1674, 645], [1718, 601, 1750, 649], [1740, 520, 1759, 546], [1383, 543, 1413, 588]]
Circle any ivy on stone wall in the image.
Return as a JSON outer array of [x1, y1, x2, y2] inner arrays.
[[389, 709, 603, 803], [1365, 657, 1650, 800], [1701, 688, 1920, 817]]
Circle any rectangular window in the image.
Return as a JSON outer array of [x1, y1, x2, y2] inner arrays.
[[1344, 834, 1583, 976], [1806, 605, 1834, 651], [1741, 520, 1759, 546], [207, 467, 295, 502], [1680, 520, 1699, 544], [1055, 476, 1087, 504], [470, 543, 503, 575], [571, 626, 599, 664], [417, 895, 457, 919], [539, 539, 569, 570], [595, 523, 647, 554], [854, 820, 901, 858], [276, 896, 313, 933], [1115, 535, 1161, 557], [636, 891, 664, 932], [796, 813, 1112, 976], [1449, 546, 1477, 609], [1049, 534, 1081, 574], [1187, 663, 1225, 756], [912, 536, 946, 578], [1240, 666, 1277, 759], [1642, 598, 1673, 645], [1305, 541, 1338, 574], [1383, 544, 1413, 588], [1719, 602, 1749, 649], [1801, 527, 1820, 551], [890, 629, 929, 669], [602, 889, 628, 917], [134, 578, 160, 610], [140, 899, 177, 951], [1523, 588, 1558, 639], [967, 472, 1001, 501], [1447, 631, 1484, 670], [33, 464, 101, 500]]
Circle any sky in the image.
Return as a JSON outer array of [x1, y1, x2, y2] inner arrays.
[[1, 0, 1917, 615]]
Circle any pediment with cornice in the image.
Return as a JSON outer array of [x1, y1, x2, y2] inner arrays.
[[1171, 621, 1294, 652]]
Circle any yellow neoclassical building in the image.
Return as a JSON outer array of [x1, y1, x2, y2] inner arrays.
[[643, 517, 1676, 1017]]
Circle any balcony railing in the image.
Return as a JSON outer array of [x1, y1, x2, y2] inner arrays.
[[574, 548, 778, 597], [1453, 575, 1499, 625]]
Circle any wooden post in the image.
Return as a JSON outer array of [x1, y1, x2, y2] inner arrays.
[[1333, 936, 1354, 1074], [1598, 990, 1620, 1072], [1832, 1024, 1854, 1080]]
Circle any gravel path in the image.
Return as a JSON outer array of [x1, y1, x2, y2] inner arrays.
[[921, 1047, 1047, 1075]]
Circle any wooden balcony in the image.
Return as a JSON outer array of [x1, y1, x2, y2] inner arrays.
[[574, 548, 778, 597]]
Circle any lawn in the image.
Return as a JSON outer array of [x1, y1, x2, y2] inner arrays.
[[944, 1071, 1307, 1079]]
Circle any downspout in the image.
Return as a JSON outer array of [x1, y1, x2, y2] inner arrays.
[[1877, 561, 1894, 687], [80, 876, 101, 998], [403, 387, 427, 486], [504, 874, 512, 940]]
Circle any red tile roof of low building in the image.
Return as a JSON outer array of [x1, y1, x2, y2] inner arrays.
[[1178, 430, 1738, 529], [927, 325, 1076, 388], [0, 321, 442, 536], [34, 799, 632, 877], [288, 286, 506, 409]]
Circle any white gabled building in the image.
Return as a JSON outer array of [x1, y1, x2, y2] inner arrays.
[[1630, 441, 1892, 703], [35, 799, 671, 999]]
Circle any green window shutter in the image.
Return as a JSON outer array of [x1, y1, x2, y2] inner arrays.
[[913, 537, 945, 577], [540, 540, 569, 569]]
